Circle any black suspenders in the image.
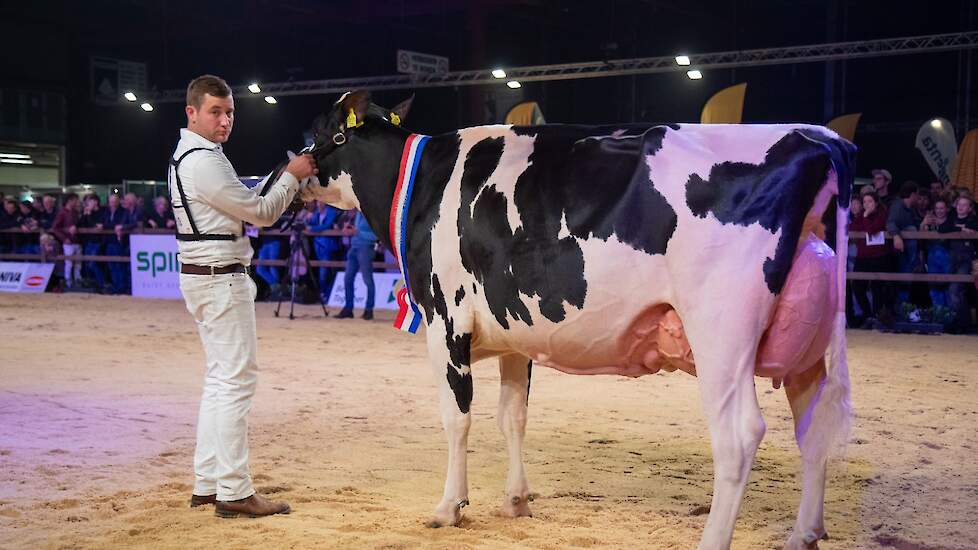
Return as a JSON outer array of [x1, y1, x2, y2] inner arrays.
[[168, 147, 240, 241]]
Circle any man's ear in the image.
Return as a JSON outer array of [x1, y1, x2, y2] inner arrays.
[[339, 90, 371, 127], [390, 94, 414, 122]]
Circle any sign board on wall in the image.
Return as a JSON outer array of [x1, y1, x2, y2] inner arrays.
[[0, 262, 54, 293], [396, 49, 449, 74], [327, 272, 403, 311], [130, 234, 181, 299]]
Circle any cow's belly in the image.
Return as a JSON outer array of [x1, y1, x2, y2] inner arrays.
[[471, 233, 836, 380]]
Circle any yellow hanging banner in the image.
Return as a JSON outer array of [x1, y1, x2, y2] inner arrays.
[[700, 83, 747, 124]]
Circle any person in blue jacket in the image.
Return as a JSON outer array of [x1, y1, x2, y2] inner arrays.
[[304, 200, 341, 301], [336, 210, 378, 320], [98, 193, 132, 294]]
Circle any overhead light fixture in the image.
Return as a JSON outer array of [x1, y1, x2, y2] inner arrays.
[[491, 68, 507, 79], [0, 153, 30, 159], [124, 92, 138, 101], [264, 96, 277, 104], [248, 83, 261, 94], [506, 80, 522, 89], [686, 69, 703, 80], [930, 119, 943, 129], [140, 102, 154, 111], [675, 55, 691, 66], [1, 158, 34, 165]]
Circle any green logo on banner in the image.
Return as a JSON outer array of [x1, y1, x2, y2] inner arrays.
[[136, 251, 180, 277]]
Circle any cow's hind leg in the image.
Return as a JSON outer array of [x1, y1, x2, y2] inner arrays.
[[497, 353, 532, 518], [425, 316, 474, 528], [693, 341, 766, 550]]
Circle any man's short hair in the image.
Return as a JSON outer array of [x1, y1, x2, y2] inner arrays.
[[64, 192, 79, 203], [899, 181, 918, 199], [186, 74, 232, 109], [871, 168, 892, 182]]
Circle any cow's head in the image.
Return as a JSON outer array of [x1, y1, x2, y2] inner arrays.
[[304, 90, 413, 210]]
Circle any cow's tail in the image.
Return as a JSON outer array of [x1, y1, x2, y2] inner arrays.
[[799, 136, 855, 464]]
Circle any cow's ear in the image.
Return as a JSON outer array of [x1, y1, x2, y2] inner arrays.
[[390, 94, 414, 123], [339, 90, 371, 128]]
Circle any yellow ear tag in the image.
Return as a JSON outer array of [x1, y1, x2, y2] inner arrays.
[[346, 110, 362, 129], [390, 113, 401, 126]]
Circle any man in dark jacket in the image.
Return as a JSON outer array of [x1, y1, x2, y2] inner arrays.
[[98, 193, 131, 294], [937, 195, 978, 332]]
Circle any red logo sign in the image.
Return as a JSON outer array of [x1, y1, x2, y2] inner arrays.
[[25, 275, 45, 287]]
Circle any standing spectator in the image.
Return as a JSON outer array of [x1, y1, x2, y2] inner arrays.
[[36, 193, 58, 231], [122, 192, 144, 232], [871, 169, 896, 208], [145, 196, 176, 229], [921, 198, 952, 307], [78, 194, 106, 291], [51, 193, 82, 288], [336, 210, 378, 320], [98, 193, 131, 294], [850, 192, 893, 328], [0, 198, 21, 253], [887, 181, 923, 308], [304, 200, 341, 300], [254, 213, 290, 298], [928, 181, 946, 203], [937, 196, 978, 332], [16, 201, 39, 254]]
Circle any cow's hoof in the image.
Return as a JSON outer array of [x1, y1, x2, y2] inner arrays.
[[500, 494, 533, 518], [784, 529, 828, 550], [426, 498, 468, 528]]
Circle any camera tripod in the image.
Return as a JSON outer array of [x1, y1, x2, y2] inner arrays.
[[274, 221, 330, 320]]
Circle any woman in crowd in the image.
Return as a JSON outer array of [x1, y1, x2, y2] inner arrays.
[[921, 198, 952, 307], [849, 191, 894, 328], [937, 195, 978, 332]]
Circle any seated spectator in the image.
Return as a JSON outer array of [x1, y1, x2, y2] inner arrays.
[[145, 196, 176, 229], [255, 213, 291, 298], [921, 198, 952, 307], [937, 195, 978, 332], [78, 194, 105, 291], [51, 193, 82, 288], [850, 192, 894, 328], [887, 181, 923, 308]]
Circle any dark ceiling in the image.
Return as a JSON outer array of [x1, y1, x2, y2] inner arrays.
[[1, 0, 976, 185]]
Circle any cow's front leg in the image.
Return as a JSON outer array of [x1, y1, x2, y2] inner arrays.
[[498, 353, 532, 518], [425, 316, 474, 528]]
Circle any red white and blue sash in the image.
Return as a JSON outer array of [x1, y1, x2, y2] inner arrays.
[[389, 133, 429, 334]]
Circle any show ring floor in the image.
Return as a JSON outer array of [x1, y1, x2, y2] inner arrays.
[[1, 293, 976, 549]]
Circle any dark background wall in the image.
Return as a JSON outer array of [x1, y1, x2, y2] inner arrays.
[[1, 0, 976, 187]]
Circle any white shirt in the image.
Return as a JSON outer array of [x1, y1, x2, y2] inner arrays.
[[169, 128, 299, 267]]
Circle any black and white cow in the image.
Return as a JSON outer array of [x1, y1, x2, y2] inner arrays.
[[303, 90, 855, 550]]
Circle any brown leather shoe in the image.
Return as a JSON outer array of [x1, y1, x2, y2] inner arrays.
[[215, 493, 291, 518], [190, 494, 217, 507]]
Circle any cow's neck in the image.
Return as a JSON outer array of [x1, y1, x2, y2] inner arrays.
[[348, 127, 410, 252]]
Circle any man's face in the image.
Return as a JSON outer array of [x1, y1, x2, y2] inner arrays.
[[872, 175, 888, 190], [934, 201, 948, 218], [187, 93, 234, 143], [123, 193, 136, 209], [43, 196, 55, 210], [3, 201, 14, 215], [955, 197, 974, 218], [108, 195, 120, 209]]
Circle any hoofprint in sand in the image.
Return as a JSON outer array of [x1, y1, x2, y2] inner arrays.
[[0, 293, 975, 549]]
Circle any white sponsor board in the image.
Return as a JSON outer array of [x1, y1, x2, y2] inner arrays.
[[396, 49, 449, 74], [130, 234, 182, 299], [327, 272, 403, 311], [0, 262, 54, 293]]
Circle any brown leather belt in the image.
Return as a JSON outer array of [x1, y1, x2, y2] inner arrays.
[[180, 263, 249, 275]]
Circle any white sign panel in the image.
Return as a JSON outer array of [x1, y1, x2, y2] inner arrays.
[[0, 262, 54, 293], [327, 272, 403, 311], [396, 49, 449, 75], [130, 234, 181, 299]]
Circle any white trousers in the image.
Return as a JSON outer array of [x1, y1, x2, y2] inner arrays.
[[180, 272, 259, 501], [62, 243, 81, 284]]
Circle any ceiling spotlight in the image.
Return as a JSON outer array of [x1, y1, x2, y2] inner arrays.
[[491, 68, 507, 79], [930, 119, 942, 129], [124, 92, 138, 101], [506, 80, 522, 89], [686, 69, 703, 80], [675, 55, 691, 66], [248, 83, 261, 94], [140, 102, 154, 111], [264, 96, 277, 104]]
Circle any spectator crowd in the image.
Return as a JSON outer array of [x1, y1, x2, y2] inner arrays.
[[3, 172, 978, 332]]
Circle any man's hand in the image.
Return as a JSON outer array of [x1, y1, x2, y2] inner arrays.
[[286, 154, 318, 181], [893, 235, 904, 252], [68, 225, 77, 236]]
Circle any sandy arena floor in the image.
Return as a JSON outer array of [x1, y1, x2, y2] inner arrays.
[[0, 293, 976, 549]]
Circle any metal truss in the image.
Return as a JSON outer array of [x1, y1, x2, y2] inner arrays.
[[146, 31, 978, 103]]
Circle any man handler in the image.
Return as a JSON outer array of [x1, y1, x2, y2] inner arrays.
[[170, 74, 317, 518]]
